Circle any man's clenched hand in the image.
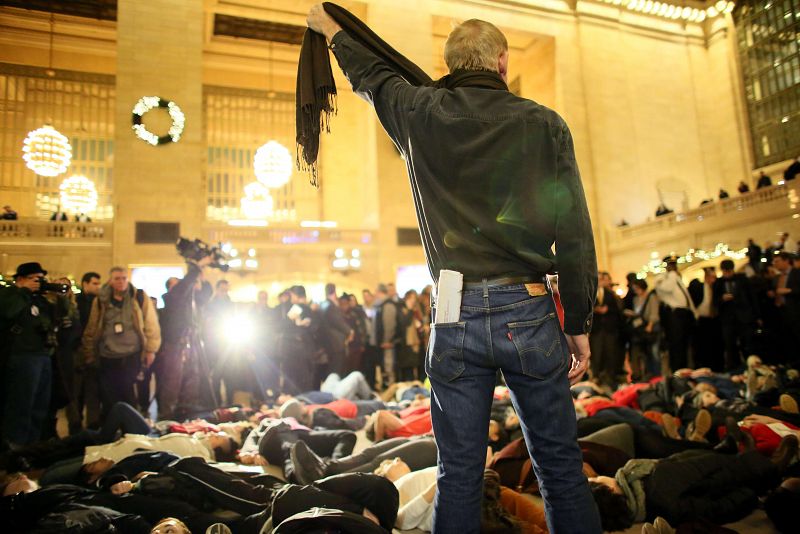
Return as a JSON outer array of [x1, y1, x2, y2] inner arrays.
[[565, 334, 591, 385], [307, 4, 342, 42]]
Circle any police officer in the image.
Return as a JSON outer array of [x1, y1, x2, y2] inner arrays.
[[0, 262, 68, 447]]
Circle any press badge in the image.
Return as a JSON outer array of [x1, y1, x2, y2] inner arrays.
[[30, 305, 39, 317], [114, 322, 124, 334]]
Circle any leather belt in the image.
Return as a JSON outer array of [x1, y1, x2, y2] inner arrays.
[[463, 275, 546, 290]]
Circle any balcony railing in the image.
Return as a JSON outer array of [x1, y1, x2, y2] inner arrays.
[[613, 184, 798, 241], [203, 224, 376, 248], [0, 219, 111, 242]]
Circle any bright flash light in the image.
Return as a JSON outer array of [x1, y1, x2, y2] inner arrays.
[[221, 314, 255, 346]]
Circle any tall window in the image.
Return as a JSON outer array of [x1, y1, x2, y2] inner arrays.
[[0, 63, 115, 219], [735, 1, 800, 167], [204, 86, 319, 224]]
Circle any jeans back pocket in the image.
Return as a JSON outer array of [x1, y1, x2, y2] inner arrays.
[[507, 313, 565, 379], [425, 322, 466, 382]]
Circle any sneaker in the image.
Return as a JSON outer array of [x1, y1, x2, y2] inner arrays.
[[723, 416, 755, 452], [688, 409, 711, 442], [205, 524, 232, 534], [660, 414, 681, 440], [652, 517, 675, 534], [290, 440, 328, 485], [780, 394, 799, 415]]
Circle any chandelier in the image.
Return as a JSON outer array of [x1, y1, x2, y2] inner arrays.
[[22, 124, 72, 177], [241, 181, 274, 219], [59, 174, 98, 213], [254, 141, 292, 189]]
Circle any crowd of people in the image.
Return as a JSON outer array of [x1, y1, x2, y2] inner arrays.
[[0, 230, 799, 533]]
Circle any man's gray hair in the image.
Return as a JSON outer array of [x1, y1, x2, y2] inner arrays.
[[444, 19, 508, 73], [109, 266, 127, 275]]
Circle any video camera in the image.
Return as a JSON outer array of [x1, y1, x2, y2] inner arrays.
[[176, 237, 230, 272], [37, 277, 70, 294]]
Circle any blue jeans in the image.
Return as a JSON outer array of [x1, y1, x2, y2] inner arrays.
[[321, 371, 373, 400], [426, 284, 601, 533], [2, 352, 52, 446]]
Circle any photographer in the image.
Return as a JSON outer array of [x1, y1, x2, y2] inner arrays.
[[155, 255, 213, 420], [0, 262, 69, 447]]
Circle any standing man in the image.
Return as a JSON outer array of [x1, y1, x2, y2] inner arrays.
[[770, 252, 800, 358], [155, 256, 212, 419], [0, 262, 67, 446], [374, 284, 399, 388], [71, 271, 102, 432], [321, 283, 353, 376], [689, 267, 723, 371], [714, 260, 759, 371], [204, 279, 232, 406], [589, 272, 624, 387], [306, 9, 601, 533], [81, 267, 160, 416], [655, 256, 696, 371]]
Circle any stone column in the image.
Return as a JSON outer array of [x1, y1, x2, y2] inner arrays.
[[112, 0, 204, 267]]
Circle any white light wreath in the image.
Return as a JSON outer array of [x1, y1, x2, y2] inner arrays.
[[131, 96, 185, 145]]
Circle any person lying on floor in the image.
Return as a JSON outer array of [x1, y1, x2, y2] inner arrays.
[[1, 402, 242, 473], [238, 417, 356, 482], [379, 380, 430, 403], [289, 436, 438, 484], [588, 433, 799, 531], [275, 395, 388, 432], [366, 399, 432, 442]]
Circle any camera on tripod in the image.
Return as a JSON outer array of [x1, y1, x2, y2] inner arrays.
[[37, 277, 70, 294], [176, 237, 230, 272]]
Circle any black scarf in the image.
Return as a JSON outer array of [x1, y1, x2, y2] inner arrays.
[[295, 2, 507, 187]]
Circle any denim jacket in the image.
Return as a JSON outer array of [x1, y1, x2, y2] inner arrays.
[[330, 32, 597, 334]]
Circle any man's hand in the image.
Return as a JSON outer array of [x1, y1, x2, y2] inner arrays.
[[565, 334, 591, 385], [197, 255, 213, 268], [307, 4, 342, 42], [110, 481, 133, 495], [143, 352, 155, 368]]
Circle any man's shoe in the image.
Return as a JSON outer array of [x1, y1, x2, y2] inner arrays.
[[780, 394, 799, 414], [205, 524, 233, 534], [641, 523, 656, 534], [290, 441, 328, 485], [653, 517, 675, 534], [771, 434, 799, 473], [688, 409, 711, 442], [660, 414, 681, 440], [712, 435, 737, 454]]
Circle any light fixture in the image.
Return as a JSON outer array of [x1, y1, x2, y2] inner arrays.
[[254, 141, 293, 189], [240, 181, 274, 219], [604, 0, 730, 22], [332, 248, 362, 272], [23, 125, 72, 177], [59, 174, 98, 213], [300, 220, 338, 228], [22, 13, 72, 177]]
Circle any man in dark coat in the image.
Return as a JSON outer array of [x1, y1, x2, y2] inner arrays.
[[321, 283, 353, 376], [713, 260, 760, 370]]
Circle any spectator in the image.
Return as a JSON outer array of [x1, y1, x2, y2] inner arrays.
[[204, 279, 233, 405], [50, 206, 68, 221], [374, 284, 400, 387], [340, 293, 367, 373], [282, 285, 318, 394], [0, 262, 70, 446], [747, 238, 763, 275], [590, 272, 624, 387], [1, 205, 17, 220], [714, 259, 760, 371], [756, 171, 772, 189], [397, 290, 422, 381], [655, 203, 673, 217], [81, 266, 160, 417], [655, 256, 696, 372], [321, 283, 353, 376], [738, 180, 750, 194], [624, 279, 660, 381], [71, 271, 103, 433], [718, 188, 729, 199], [74, 213, 92, 222], [155, 256, 212, 420], [770, 252, 800, 358], [689, 267, 723, 372], [618, 219, 629, 227], [784, 156, 800, 182]]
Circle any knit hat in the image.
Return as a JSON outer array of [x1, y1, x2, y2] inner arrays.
[[279, 399, 305, 422]]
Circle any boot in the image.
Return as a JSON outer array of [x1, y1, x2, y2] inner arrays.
[[290, 440, 329, 484], [770, 435, 799, 473]]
